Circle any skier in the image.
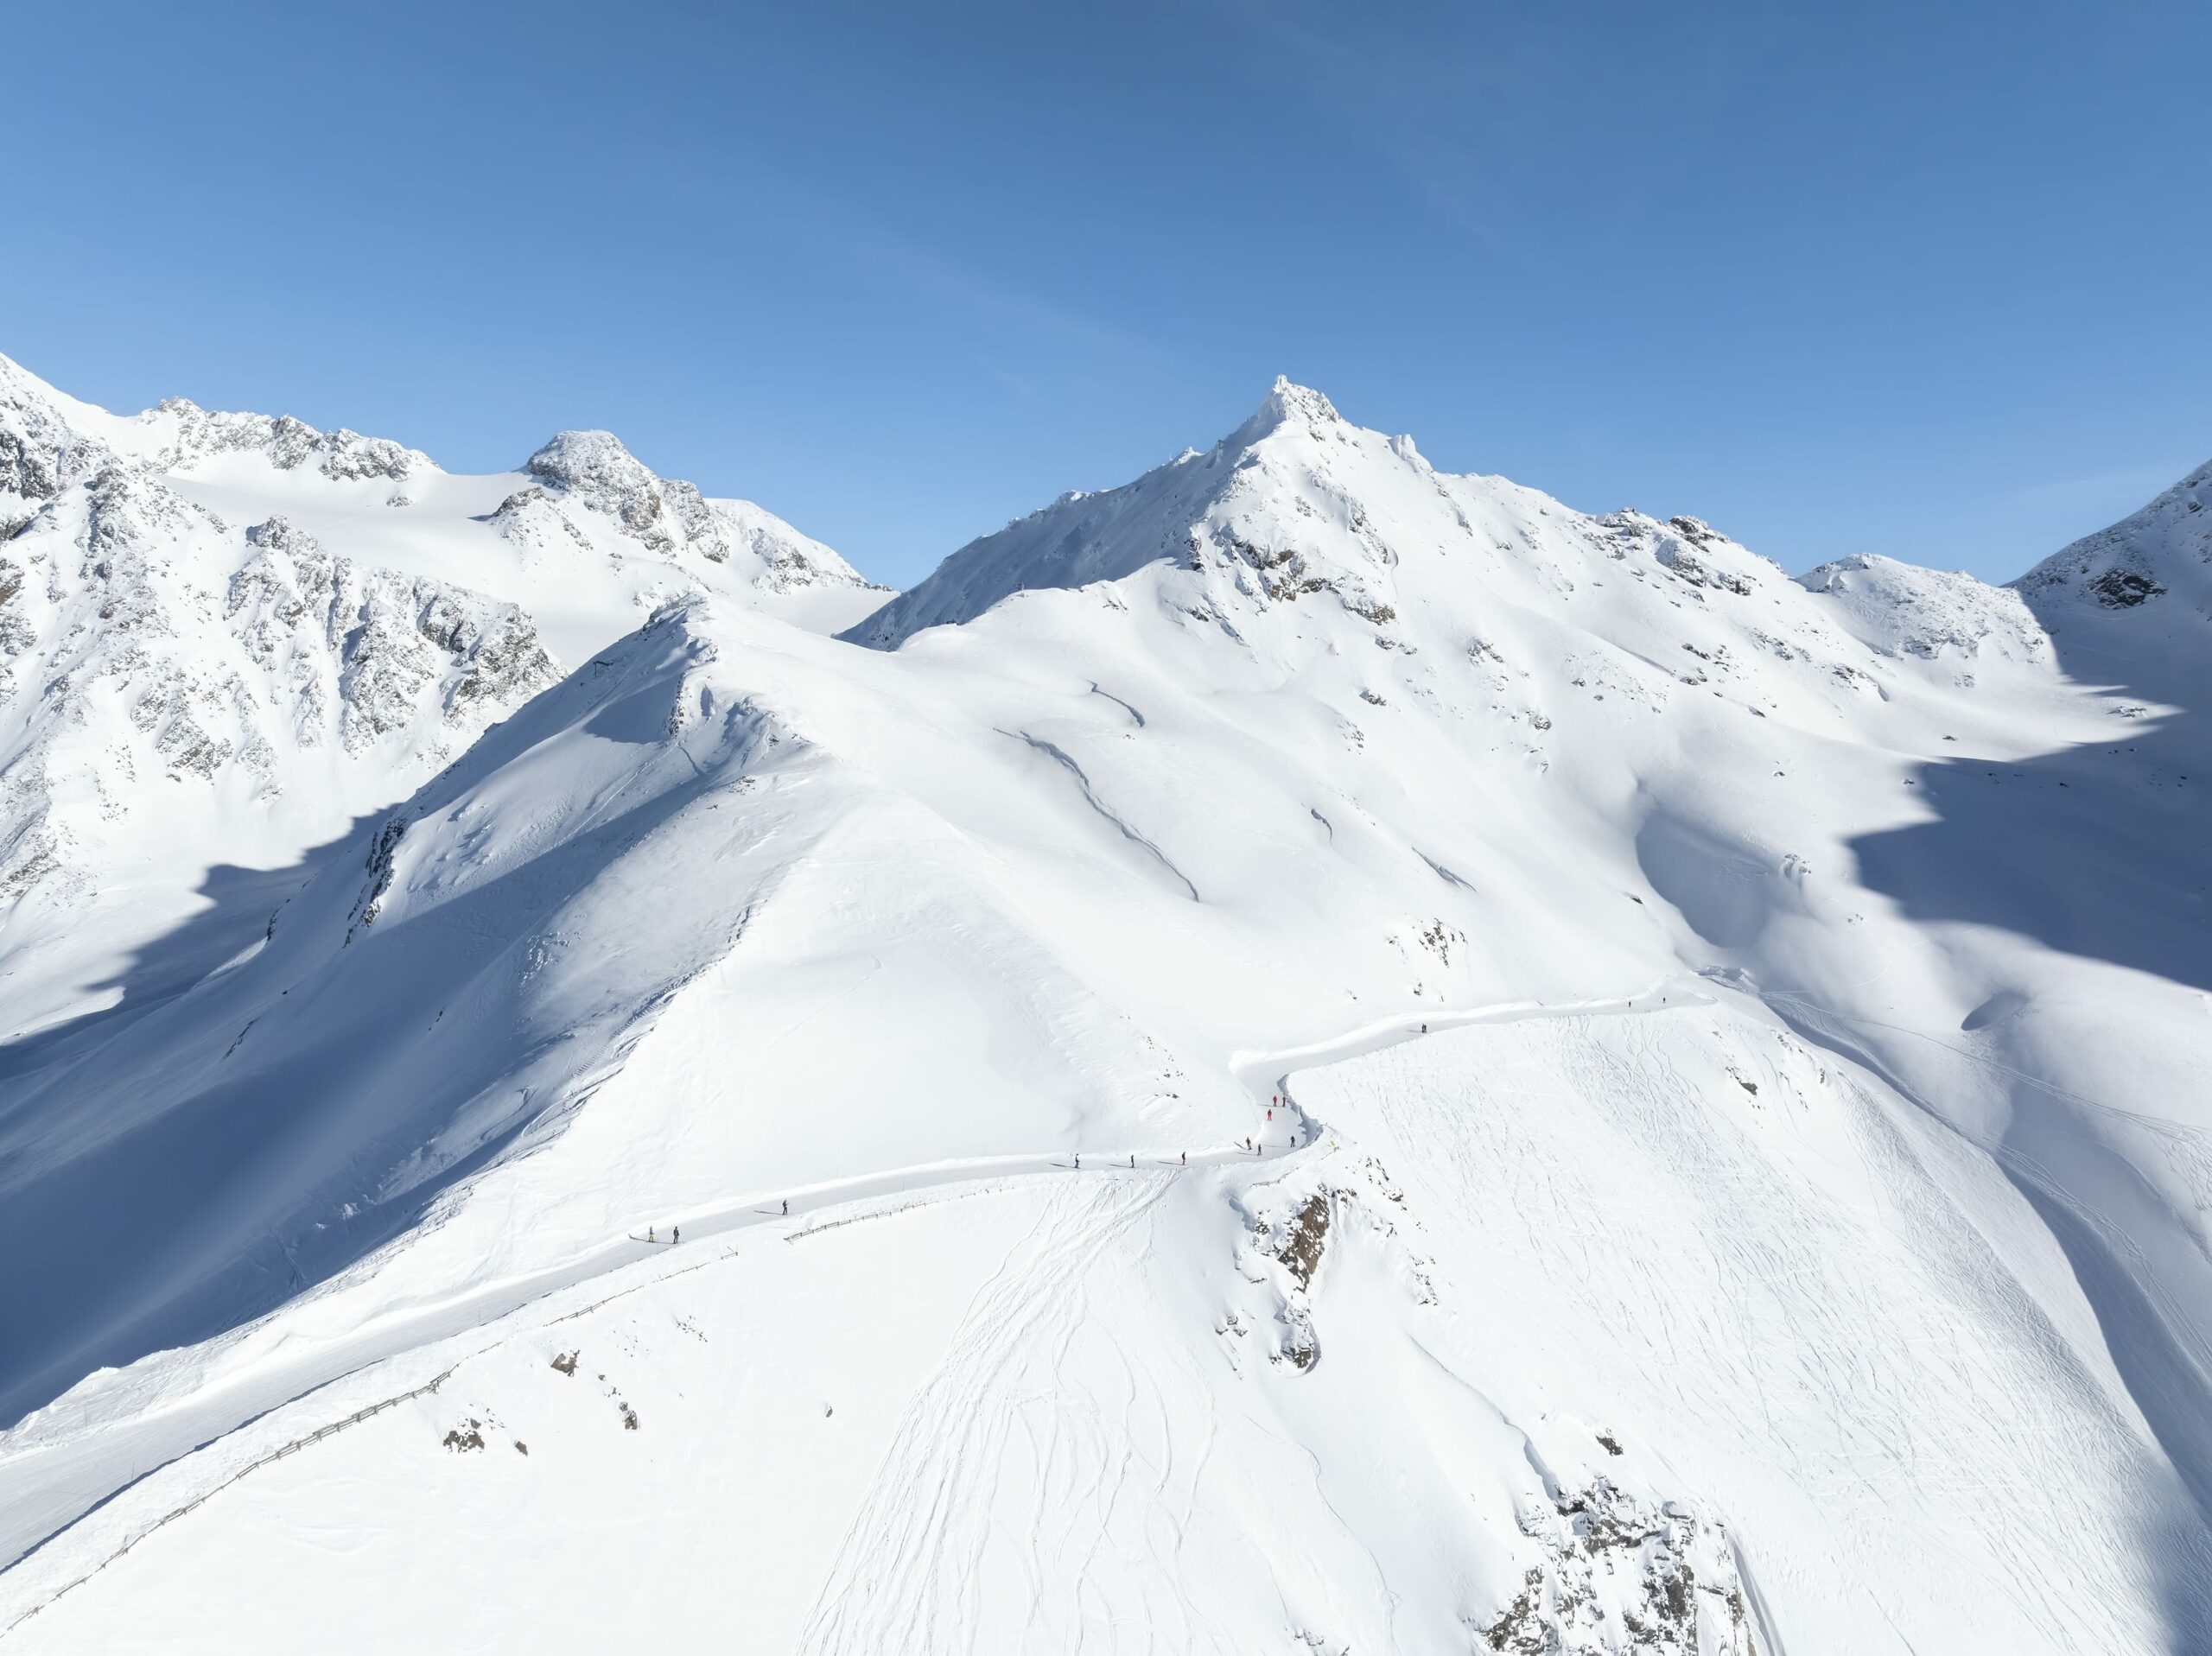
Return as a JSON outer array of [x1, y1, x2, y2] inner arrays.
[[782, 1198, 789, 1216], [1075, 1152, 1082, 1170], [1181, 1151, 1187, 1166], [1129, 1153, 1136, 1170], [648, 1226, 656, 1243], [673, 1225, 680, 1245], [1421, 1022, 1427, 1034]]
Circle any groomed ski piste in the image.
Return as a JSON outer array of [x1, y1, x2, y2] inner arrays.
[[3, 356, 2210, 1651]]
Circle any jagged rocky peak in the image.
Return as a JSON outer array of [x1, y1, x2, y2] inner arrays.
[[1236, 374, 1345, 440], [143, 397, 432, 483], [2, 352, 429, 504]]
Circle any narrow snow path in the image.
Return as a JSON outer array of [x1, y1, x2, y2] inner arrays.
[[0, 978, 1701, 1608], [1231, 980, 1706, 1105]]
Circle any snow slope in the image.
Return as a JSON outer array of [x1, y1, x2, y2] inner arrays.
[[3, 370, 2209, 1653]]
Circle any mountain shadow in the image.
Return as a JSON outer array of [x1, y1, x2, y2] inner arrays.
[[0, 749, 728, 1431], [1848, 477, 2212, 993], [0, 818, 376, 1088]]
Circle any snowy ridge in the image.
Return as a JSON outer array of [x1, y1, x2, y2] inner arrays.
[[508, 428, 874, 595], [3, 362, 2212, 1653], [0, 352, 877, 1042]]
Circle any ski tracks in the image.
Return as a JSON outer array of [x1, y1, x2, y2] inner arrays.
[[795, 1171, 1200, 1655], [1356, 1009, 2158, 1652]]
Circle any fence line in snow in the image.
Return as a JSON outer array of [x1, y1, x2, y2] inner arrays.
[[1, 1362, 462, 1640], [3, 1221, 761, 1637]]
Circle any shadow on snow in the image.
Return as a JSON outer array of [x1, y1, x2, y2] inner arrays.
[[0, 761, 721, 1431]]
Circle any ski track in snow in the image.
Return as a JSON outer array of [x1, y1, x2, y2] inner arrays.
[[793, 1177, 1177, 1654], [1306, 1005, 2178, 1652], [0, 983, 1694, 1634]]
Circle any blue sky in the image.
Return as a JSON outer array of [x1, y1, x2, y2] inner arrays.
[[7, 0, 2207, 587]]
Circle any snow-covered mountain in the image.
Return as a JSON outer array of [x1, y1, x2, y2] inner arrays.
[[0, 352, 879, 1042], [2, 365, 2209, 1654]]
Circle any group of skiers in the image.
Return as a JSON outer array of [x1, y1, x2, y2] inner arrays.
[[640, 1097, 1322, 1247]]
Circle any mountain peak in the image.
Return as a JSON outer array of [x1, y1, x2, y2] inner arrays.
[[512, 428, 872, 597], [846, 379, 1428, 648], [525, 428, 649, 493], [1239, 376, 1343, 440]]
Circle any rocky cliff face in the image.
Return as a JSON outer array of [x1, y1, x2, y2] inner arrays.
[[0, 458, 561, 913], [147, 399, 433, 486], [229, 516, 557, 757], [524, 429, 721, 560]]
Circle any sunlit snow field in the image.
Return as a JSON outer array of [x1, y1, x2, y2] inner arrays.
[[3, 359, 2209, 1652]]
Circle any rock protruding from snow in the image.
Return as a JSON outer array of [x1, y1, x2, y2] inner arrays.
[[1485, 1478, 1759, 1655], [141, 399, 433, 484], [1597, 511, 1779, 600], [525, 430, 709, 558], [708, 496, 881, 595], [522, 428, 874, 595], [1, 359, 118, 534], [2014, 459, 2212, 617], [0, 466, 560, 911], [230, 516, 559, 754]]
